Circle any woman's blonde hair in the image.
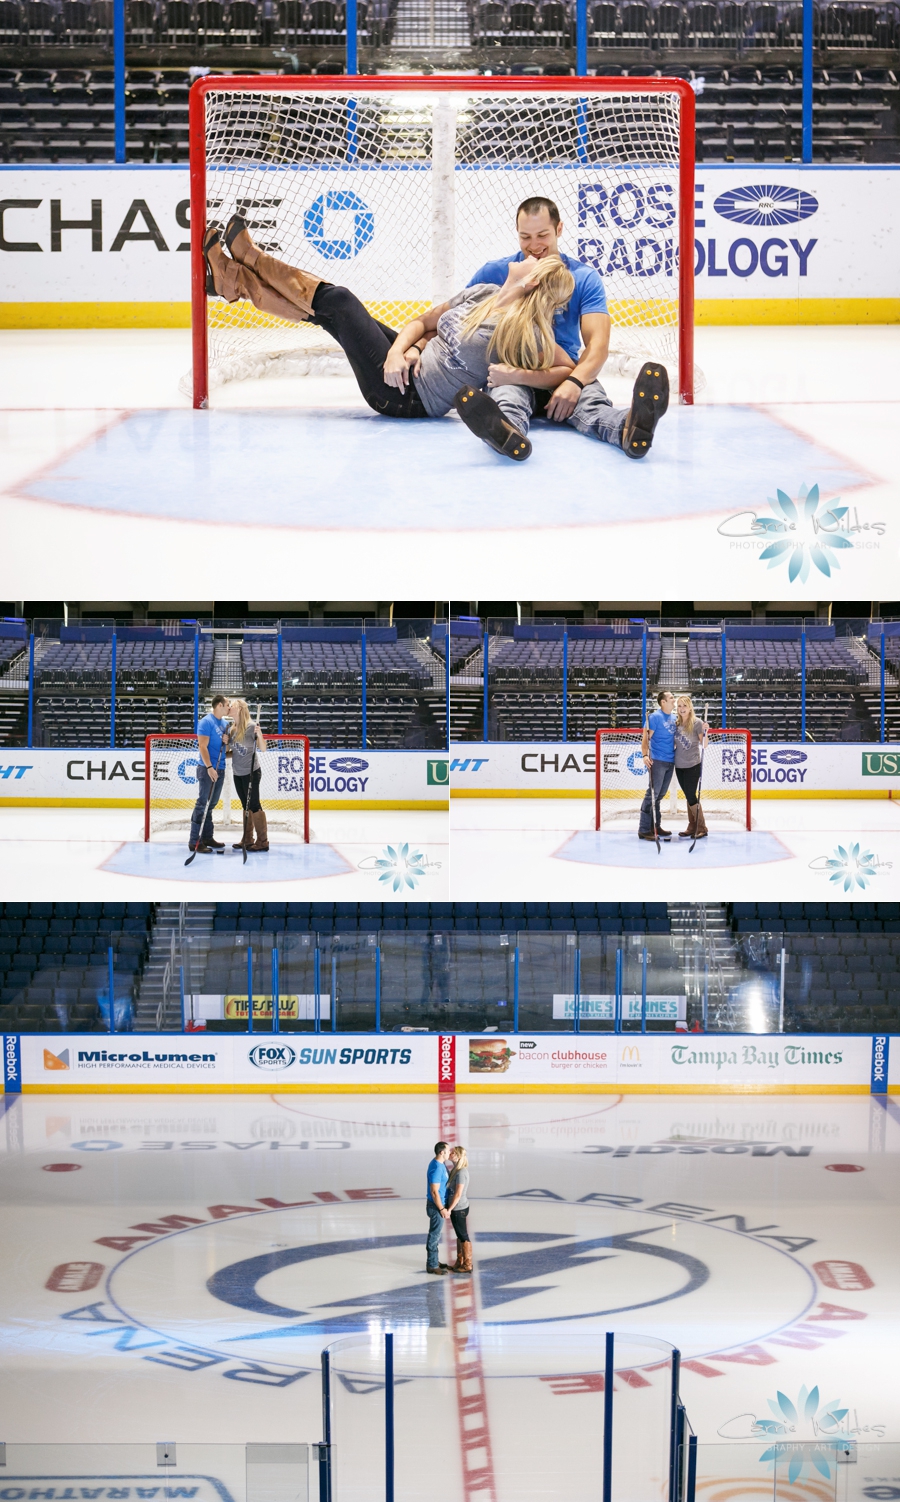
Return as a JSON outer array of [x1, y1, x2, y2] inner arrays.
[[448, 1145, 468, 1176], [229, 698, 253, 742], [676, 695, 696, 737], [461, 257, 575, 371]]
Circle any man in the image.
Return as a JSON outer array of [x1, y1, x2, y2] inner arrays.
[[639, 690, 676, 842], [425, 1140, 452, 1274], [188, 694, 230, 854], [455, 195, 668, 460]]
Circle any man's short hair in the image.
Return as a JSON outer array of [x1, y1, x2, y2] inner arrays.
[[516, 196, 561, 228], [656, 690, 671, 707], [211, 694, 227, 709], [434, 1141, 448, 1156]]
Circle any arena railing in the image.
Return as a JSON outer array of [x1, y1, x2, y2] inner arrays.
[[6, 618, 448, 753], [447, 617, 899, 746], [6, 926, 885, 1037]]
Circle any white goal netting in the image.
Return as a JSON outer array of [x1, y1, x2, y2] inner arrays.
[[595, 729, 751, 829], [195, 84, 692, 395], [145, 734, 311, 841]]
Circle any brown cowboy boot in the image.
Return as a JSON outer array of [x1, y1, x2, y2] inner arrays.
[[225, 213, 322, 318], [449, 1238, 465, 1271], [206, 234, 311, 324], [679, 804, 697, 839], [460, 1241, 473, 1274], [232, 810, 254, 850], [693, 803, 708, 839], [248, 809, 269, 852]]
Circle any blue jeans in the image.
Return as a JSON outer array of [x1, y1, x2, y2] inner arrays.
[[489, 381, 628, 448], [425, 1201, 445, 1269], [639, 759, 675, 835], [189, 764, 224, 847]]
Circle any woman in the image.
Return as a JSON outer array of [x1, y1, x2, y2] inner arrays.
[[674, 695, 709, 841], [227, 698, 269, 853], [445, 1145, 472, 1275], [204, 216, 576, 461]]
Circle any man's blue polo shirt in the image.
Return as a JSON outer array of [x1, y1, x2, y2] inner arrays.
[[466, 251, 608, 362]]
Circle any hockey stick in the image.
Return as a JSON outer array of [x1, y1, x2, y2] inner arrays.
[[689, 702, 709, 855], [185, 734, 226, 867], [646, 754, 660, 855]]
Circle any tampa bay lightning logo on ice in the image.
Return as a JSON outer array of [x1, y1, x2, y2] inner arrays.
[[714, 183, 819, 226]]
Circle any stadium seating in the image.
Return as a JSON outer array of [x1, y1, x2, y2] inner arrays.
[[0, 901, 153, 1032]]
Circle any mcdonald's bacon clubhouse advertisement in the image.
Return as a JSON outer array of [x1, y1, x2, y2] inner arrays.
[[2, 1031, 893, 1094]]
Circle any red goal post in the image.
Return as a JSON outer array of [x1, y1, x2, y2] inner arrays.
[[594, 727, 752, 831], [144, 733, 311, 842], [189, 74, 695, 408]]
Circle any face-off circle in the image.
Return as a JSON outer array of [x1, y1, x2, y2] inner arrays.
[[105, 1197, 816, 1374]]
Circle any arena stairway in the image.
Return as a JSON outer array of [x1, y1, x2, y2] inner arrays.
[[668, 901, 745, 1027], [135, 901, 216, 1030]]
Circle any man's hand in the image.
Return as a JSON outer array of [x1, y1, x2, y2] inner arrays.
[[546, 378, 582, 422], [442, 1208, 450, 1219], [207, 767, 218, 782], [642, 755, 652, 770], [383, 344, 411, 390]]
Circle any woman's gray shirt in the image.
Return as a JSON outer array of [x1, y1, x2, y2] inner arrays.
[[674, 721, 708, 769], [413, 286, 499, 418], [446, 1166, 469, 1211], [230, 726, 260, 777]]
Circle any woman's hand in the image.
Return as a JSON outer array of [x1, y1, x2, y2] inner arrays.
[[404, 346, 422, 379], [383, 344, 411, 390], [488, 363, 523, 387]]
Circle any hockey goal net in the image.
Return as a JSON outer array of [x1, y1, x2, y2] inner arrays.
[[594, 728, 751, 831], [189, 76, 695, 406], [144, 733, 311, 842]]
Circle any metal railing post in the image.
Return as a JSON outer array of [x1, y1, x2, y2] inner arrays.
[[247, 944, 254, 1034], [179, 964, 186, 1033], [385, 1332, 395, 1502], [315, 947, 321, 1033], [319, 1349, 333, 1502], [27, 633, 34, 751], [513, 946, 520, 1032], [483, 631, 489, 742], [346, 0, 358, 73], [193, 631, 200, 727], [375, 945, 382, 1032], [641, 946, 648, 1033], [113, 0, 125, 162], [110, 630, 117, 749], [805, 624, 811, 741], [445, 625, 451, 750], [802, 0, 813, 161], [877, 630, 889, 741], [641, 626, 647, 721], [277, 630, 283, 735], [331, 954, 337, 1032], [576, 0, 588, 76], [602, 1331, 613, 1502], [573, 944, 581, 1034], [614, 947, 623, 1034], [779, 946, 786, 1033], [361, 629, 367, 749], [108, 945, 116, 1033], [272, 946, 280, 1033], [687, 1435, 698, 1502], [720, 630, 727, 729], [564, 624, 570, 741], [669, 1349, 682, 1502]]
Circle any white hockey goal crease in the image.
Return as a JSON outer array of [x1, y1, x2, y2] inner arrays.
[[144, 733, 311, 842], [594, 728, 752, 831], [189, 77, 695, 405]]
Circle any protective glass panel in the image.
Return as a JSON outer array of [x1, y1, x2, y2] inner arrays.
[[330, 931, 379, 1031], [0, 1443, 309, 1502], [692, 1439, 900, 1502], [448, 930, 516, 1032], [515, 931, 578, 1032], [378, 930, 450, 1031], [181, 932, 278, 1032], [0, 932, 142, 1035]]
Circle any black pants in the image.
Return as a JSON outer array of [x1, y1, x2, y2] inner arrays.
[[309, 284, 429, 419], [234, 767, 262, 815], [676, 763, 702, 806], [450, 1206, 470, 1242]]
